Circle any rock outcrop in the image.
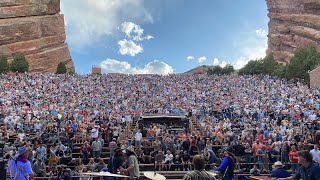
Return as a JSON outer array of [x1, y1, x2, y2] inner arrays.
[[0, 0, 74, 73], [266, 0, 320, 63]]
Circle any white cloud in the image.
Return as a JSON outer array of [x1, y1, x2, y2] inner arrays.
[[146, 35, 154, 40], [232, 57, 249, 70], [231, 28, 268, 69], [118, 39, 143, 56], [61, 0, 153, 47], [100, 59, 173, 74], [255, 29, 268, 38], [121, 22, 144, 41], [187, 56, 195, 61], [198, 56, 207, 63], [121, 22, 154, 42], [220, 61, 227, 68], [213, 58, 219, 65]]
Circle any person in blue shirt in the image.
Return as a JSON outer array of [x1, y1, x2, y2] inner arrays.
[[215, 149, 235, 180], [278, 150, 320, 180], [270, 161, 290, 178], [8, 146, 34, 180]]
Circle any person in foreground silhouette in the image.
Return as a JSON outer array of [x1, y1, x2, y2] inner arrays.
[[183, 155, 215, 180], [278, 150, 320, 180]]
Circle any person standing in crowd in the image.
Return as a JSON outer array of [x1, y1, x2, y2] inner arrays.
[[109, 138, 118, 159], [91, 125, 99, 141], [289, 146, 299, 172], [215, 149, 235, 180], [120, 146, 140, 180], [183, 155, 214, 180], [32, 159, 46, 177], [8, 146, 34, 179], [134, 129, 142, 149], [309, 144, 320, 165], [80, 141, 91, 164], [35, 142, 47, 162], [279, 150, 320, 180], [91, 138, 101, 159]]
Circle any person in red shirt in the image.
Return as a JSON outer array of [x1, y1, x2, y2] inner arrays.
[[252, 140, 263, 157], [80, 141, 91, 164], [289, 145, 299, 171], [256, 131, 264, 142]]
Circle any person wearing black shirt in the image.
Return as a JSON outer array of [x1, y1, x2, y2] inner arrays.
[[173, 151, 182, 171], [182, 138, 190, 152], [55, 146, 64, 157], [182, 151, 191, 171], [68, 129, 75, 151], [112, 149, 125, 173], [268, 146, 280, 170], [142, 148, 152, 163]]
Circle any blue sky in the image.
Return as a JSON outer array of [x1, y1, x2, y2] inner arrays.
[[61, 0, 268, 75]]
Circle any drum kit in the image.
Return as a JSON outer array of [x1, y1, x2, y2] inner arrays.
[[82, 171, 218, 179]]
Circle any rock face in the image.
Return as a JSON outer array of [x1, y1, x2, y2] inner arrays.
[[0, 0, 74, 73], [266, 0, 320, 63]]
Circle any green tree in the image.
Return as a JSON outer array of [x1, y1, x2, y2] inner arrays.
[[286, 46, 320, 83], [221, 64, 235, 75], [0, 56, 9, 73], [238, 59, 264, 75], [10, 52, 29, 73], [261, 54, 278, 74], [56, 61, 67, 74]]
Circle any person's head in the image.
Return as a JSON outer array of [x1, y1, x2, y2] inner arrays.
[[272, 161, 285, 169], [291, 146, 296, 151], [314, 144, 319, 150], [15, 146, 29, 159], [298, 150, 313, 165], [192, 155, 206, 171]]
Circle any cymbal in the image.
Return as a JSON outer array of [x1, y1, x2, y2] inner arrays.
[[143, 171, 166, 180], [82, 172, 130, 178], [207, 171, 218, 176]]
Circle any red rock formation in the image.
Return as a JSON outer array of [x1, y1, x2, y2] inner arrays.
[[0, 0, 74, 73], [266, 0, 320, 63]]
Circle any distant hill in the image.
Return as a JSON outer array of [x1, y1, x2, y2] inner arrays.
[[184, 65, 211, 75]]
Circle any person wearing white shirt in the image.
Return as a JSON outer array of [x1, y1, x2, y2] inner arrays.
[[91, 126, 99, 140], [164, 150, 174, 170], [135, 130, 142, 149], [310, 144, 320, 165]]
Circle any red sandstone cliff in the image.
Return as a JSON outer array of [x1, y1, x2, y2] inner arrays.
[[266, 0, 320, 63], [0, 0, 74, 73]]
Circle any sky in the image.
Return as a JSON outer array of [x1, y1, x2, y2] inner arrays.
[[60, 0, 269, 75]]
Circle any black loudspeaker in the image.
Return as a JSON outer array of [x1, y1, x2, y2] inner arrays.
[[0, 141, 6, 179]]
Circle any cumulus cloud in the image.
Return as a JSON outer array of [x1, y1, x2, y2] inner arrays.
[[198, 56, 207, 63], [213, 58, 219, 65], [100, 59, 173, 74], [220, 61, 227, 68], [121, 22, 154, 41], [231, 28, 268, 69], [187, 56, 195, 61], [255, 29, 268, 38], [61, 0, 153, 47], [118, 39, 143, 56]]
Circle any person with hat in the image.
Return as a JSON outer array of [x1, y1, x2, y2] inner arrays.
[[8, 146, 34, 180], [215, 149, 235, 180], [270, 161, 290, 179], [120, 146, 140, 180]]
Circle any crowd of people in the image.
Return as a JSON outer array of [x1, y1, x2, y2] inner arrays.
[[1, 73, 320, 179]]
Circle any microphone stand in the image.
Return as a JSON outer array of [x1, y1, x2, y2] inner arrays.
[[154, 160, 156, 177]]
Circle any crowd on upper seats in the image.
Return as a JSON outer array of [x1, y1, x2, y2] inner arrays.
[[0, 73, 320, 178]]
